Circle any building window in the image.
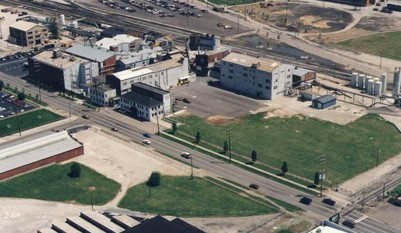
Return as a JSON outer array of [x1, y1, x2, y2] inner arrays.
[[229, 63, 233, 67], [287, 75, 291, 79], [229, 69, 234, 74], [266, 79, 270, 83], [228, 75, 233, 79], [265, 85, 270, 89], [258, 84, 262, 88], [273, 86, 278, 90], [243, 73, 248, 77]]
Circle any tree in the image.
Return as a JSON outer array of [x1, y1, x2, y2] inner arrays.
[[223, 141, 229, 154], [0, 80, 3, 91], [314, 172, 320, 186], [17, 92, 26, 101], [172, 121, 177, 134], [251, 150, 257, 163], [281, 161, 288, 175], [195, 130, 201, 143], [147, 171, 161, 187], [68, 163, 81, 178]]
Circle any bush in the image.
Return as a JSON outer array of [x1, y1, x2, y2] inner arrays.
[[68, 163, 81, 178], [17, 93, 26, 101], [147, 171, 161, 187]]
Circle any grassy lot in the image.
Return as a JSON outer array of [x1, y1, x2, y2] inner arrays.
[[207, 0, 263, 6], [337, 31, 401, 61], [0, 109, 63, 137], [170, 113, 401, 184], [119, 176, 277, 217], [0, 163, 121, 205]]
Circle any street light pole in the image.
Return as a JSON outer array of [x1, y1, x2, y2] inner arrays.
[[190, 156, 193, 179], [379, 50, 383, 69], [319, 155, 326, 197]]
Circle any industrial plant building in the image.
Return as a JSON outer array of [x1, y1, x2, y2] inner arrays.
[[28, 50, 100, 92], [220, 52, 294, 100], [195, 48, 230, 76], [120, 82, 171, 121], [88, 84, 118, 107], [8, 21, 49, 46], [115, 47, 164, 71], [321, 0, 374, 6], [312, 95, 337, 109], [189, 33, 220, 51], [0, 131, 84, 180], [95, 34, 143, 52], [106, 53, 190, 95]]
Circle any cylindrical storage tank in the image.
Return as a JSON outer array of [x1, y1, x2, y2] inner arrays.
[[367, 79, 374, 94], [71, 20, 78, 29], [374, 81, 382, 96], [358, 74, 366, 89], [365, 76, 373, 90], [373, 77, 380, 82], [351, 72, 358, 88], [60, 14, 65, 25], [381, 73, 387, 94], [393, 68, 401, 97]]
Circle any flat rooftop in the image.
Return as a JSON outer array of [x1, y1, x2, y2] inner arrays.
[[96, 34, 141, 50], [10, 21, 43, 31], [65, 44, 115, 62], [32, 51, 89, 69], [0, 131, 82, 174], [222, 52, 280, 72]]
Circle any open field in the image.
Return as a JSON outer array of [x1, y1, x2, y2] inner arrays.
[[170, 113, 401, 185], [0, 163, 121, 205], [0, 109, 63, 137], [337, 31, 401, 61], [119, 176, 277, 217]]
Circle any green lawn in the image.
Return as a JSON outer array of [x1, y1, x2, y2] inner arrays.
[[0, 109, 63, 137], [207, 0, 263, 6], [171, 113, 401, 184], [337, 31, 401, 61], [119, 176, 277, 217], [0, 163, 121, 205]]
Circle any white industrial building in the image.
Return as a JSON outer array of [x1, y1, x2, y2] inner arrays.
[[95, 34, 142, 52], [107, 54, 190, 95], [115, 47, 164, 71], [120, 82, 171, 121], [220, 52, 294, 100], [28, 50, 100, 92], [88, 84, 117, 107]]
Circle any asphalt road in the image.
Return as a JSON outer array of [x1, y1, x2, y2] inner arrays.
[[0, 72, 400, 233]]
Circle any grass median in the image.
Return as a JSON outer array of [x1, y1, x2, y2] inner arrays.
[[0, 163, 121, 205], [0, 109, 64, 137], [119, 176, 277, 217], [170, 113, 401, 185]]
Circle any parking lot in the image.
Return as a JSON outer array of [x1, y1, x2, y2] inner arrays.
[[171, 77, 264, 118], [82, 0, 251, 37], [0, 91, 35, 118]]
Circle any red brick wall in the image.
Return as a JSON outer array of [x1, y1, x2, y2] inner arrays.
[[103, 55, 117, 75], [0, 146, 84, 180]]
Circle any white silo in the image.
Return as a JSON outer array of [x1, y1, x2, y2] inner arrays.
[[393, 68, 401, 97], [358, 74, 366, 89], [351, 72, 358, 88], [60, 14, 66, 25], [374, 81, 382, 96], [367, 79, 375, 94], [380, 73, 387, 94]]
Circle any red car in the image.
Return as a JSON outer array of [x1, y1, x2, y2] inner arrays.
[[249, 184, 259, 190]]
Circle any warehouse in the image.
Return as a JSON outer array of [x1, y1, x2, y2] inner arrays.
[[0, 131, 84, 180], [312, 95, 336, 109], [8, 21, 49, 47]]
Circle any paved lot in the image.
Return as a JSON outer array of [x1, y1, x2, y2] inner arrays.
[[369, 202, 401, 229], [171, 77, 264, 118], [81, 0, 251, 37], [0, 59, 28, 77], [0, 91, 35, 118]]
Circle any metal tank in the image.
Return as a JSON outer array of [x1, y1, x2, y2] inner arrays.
[[393, 68, 401, 97], [374, 81, 382, 96], [380, 73, 387, 94], [367, 79, 375, 94], [351, 72, 358, 88], [358, 74, 366, 90]]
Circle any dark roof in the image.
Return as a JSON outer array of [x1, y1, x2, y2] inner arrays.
[[314, 95, 336, 104], [122, 216, 204, 233], [121, 91, 162, 107], [101, 27, 127, 38], [132, 82, 169, 95]]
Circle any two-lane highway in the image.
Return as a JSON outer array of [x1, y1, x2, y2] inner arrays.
[[1, 72, 400, 233]]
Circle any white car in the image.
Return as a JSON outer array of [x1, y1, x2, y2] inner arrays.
[[181, 152, 191, 159], [143, 139, 151, 145]]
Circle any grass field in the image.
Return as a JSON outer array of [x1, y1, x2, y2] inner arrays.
[[207, 0, 263, 6], [119, 176, 277, 217], [337, 31, 401, 61], [0, 163, 121, 205], [170, 113, 401, 184], [0, 109, 63, 137]]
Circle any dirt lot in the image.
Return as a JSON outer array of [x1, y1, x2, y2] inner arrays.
[[231, 2, 352, 33]]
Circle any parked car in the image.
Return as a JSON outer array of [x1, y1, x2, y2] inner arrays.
[[181, 152, 191, 159], [143, 133, 152, 138], [182, 98, 191, 103], [300, 197, 312, 205], [143, 139, 151, 145], [217, 23, 224, 27], [82, 115, 90, 119], [111, 127, 118, 131], [249, 184, 259, 190], [322, 198, 336, 206], [342, 220, 356, 228]]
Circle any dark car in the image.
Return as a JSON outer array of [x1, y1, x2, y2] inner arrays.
[[300, 197, 312, 205], [249, 184, 259, 190], [322, 198, 336, 206], [342, 220, 356, 228], [82, 115, 90, 119], [143, 133, 152, 138], [111, 127, 118, 131], [182, 98, 191, 103]]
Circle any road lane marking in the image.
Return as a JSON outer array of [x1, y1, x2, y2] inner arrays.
[[354, 215, 368, 223]]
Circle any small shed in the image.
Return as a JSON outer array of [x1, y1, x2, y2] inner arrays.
[[312, 95, 336, 109]]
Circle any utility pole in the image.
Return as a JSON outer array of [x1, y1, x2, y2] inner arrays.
[[190, 156, 193, 179], [319, 155, 326, 197], [156, 105, 160, 135], [228, 126, 232, 163], [379, 50, 383, 69]]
